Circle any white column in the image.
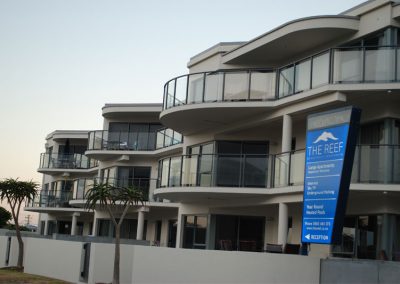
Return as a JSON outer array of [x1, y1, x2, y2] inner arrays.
[[44, 220, 49, 236], [91, 210, 98, 236], [160, 218, 169, 247], [277, 203, 288, 245], [136, 210, 145, 240], [263, 217, 270, 247], [175, 212, 183, 248], [282, 114, 292, 152], [71, 213, 80, 236]]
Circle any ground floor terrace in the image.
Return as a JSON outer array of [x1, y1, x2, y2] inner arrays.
[[26, 189, 400, 261]]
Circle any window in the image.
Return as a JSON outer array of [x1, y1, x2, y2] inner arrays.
[[216, 141, 269, 187], [107, 123, 163, 150], [360, 121, 385, 144], [182, 215, 208, 249]]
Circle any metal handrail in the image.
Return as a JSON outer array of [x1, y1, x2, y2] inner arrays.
[[39, 152, 98, 169], [163, 45, 400, 110], [157, 144, 400, 189], [88, 129, 183, 151]]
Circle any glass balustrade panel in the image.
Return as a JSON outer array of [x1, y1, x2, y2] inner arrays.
[[160, 159, 170, 187], [250, 71, 276, 100], [243, 155, 268, 187], [312, 51, 330, 88], [204, 73, 223, 102], [163, 85, 168, 109], [216, 155, 241, 187], [273, 153, 290, 187], [224, 72, 249, 101], [169, 157, 182, 187], [175, 76, 187, 106], [333, 49, 363, 83], [188, 73, 204, 104], [365, 48, 395, 82], [279, 66, 295, 98], [290, 151, 305, 185], [181, 156, 198, 186], [295, 59, 311, 93], [164, 128, 173, 147], [173, 131, 182, 145], [156, 129, 165, 149], [88, 132, 95, 150], [94, 131, 103, 150], [166, 80, 175, 109], [359, 146, 385, 183], [198, 154, 214, 186]]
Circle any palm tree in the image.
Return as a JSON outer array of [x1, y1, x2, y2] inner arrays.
[[84, 181, 144, 284], [0, 178, 38, 269]]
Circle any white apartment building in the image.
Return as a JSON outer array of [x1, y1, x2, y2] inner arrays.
[[26, 0, 400, 261]]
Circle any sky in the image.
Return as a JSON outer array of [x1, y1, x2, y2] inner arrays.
[[0, 0, 366, 222]]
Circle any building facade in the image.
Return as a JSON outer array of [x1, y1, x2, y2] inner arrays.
[[27, 0, 400, 261]]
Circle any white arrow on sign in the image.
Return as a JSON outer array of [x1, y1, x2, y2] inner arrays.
[[305, 234, 310, 240]]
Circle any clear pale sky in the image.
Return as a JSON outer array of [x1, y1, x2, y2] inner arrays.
[[0, 0, 365, 222]]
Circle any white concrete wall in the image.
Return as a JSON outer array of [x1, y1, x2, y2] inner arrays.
[[88, 242, 135, 284], [8, 236, 20, 267], [0, 236, 322, 284], [131, 246, 321, 284], [0, 235, 9, 267], [24, 238, 83, 283]]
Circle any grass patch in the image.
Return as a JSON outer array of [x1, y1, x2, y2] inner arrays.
[[0, 267, 70, 283]]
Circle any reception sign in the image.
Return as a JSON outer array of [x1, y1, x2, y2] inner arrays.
[[301, 107, 361, 244]]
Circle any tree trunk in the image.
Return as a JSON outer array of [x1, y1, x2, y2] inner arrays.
[[9, 203, 24, 270], [15, 224, 24, 269], [113, 223, 120, 284]]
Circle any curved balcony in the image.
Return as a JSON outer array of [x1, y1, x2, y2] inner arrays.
[[28, 178, 160, 210], [155, 145, 400, 201], [71, 177, 158, 202], [86, 128, 182, 160], [38, 153, 98, 174], [161, 46, 400, 134]]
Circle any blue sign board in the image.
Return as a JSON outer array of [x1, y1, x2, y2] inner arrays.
[[301, 107, 361, 244]]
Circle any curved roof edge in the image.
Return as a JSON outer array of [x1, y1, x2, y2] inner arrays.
[[102, 103, 162, 119], [46, 130, 90, 140], [222, 15, 359, 64]]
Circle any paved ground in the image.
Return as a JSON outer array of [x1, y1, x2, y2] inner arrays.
[[0, 268, 70, 283]]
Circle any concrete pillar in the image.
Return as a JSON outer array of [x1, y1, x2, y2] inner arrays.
[[160, 218, 169, 247], [44, 220, 49, 236], [71, 213, 80, 236], [136, 210, 145, 240], [91, 210, 98, 236], [282, 114, 292, 152], [175, 212, 183, 248], [278, 203, 288, 245], [263, 217, 271, 246]]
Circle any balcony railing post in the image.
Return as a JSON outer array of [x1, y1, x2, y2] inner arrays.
[[179, 155, 184, 187], [173, 79, 177, 107], [362, 47, 366, 82], [396, 47, 399, 82], [238, 154, 243, 187], [185, 75, 189, 105], [201, 73, 206, 103], [288, 152, 292, 186], [221, 72, 226, 102], [275, 69, 280, 99], [247, 71, 252, 100], [329, 48, 334, 84]]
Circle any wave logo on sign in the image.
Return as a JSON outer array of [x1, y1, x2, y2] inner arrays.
[[313, 131, 338, 144]]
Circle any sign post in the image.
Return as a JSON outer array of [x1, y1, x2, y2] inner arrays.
[[301, 106, 361, 244]]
